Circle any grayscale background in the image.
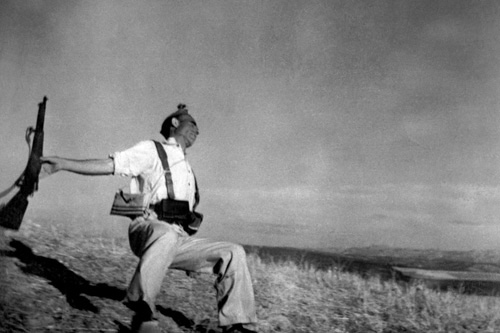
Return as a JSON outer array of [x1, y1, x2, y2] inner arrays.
[[1, 0, 500, 251]]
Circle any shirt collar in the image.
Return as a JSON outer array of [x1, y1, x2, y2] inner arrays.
[[164, 137, 186, 155], [165, 137, 179, 146]]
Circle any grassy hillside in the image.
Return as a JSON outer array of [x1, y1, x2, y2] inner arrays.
[[2, 220, 500, 333]]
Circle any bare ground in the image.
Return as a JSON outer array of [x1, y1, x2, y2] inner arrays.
[[0, 220, 255, 333]]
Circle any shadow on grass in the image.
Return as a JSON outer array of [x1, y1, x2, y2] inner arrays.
[[114, 305, 213, 332], [157, 305, 195, 328], [1, 239, 126, 313], [114, 320, 132, 333], [156, 306, 220, 332]]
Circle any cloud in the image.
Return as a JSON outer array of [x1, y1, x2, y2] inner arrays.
[[206, 186, 323, 201], [448, 220, 483, 227], [207, 182, 500, 230], [370, 213, 389, 221]]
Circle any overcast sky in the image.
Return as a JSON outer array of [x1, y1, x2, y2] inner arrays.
[[1, 0, 500, 251]]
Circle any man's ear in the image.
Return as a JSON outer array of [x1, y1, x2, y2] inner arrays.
[[171, 117, 180, 128]]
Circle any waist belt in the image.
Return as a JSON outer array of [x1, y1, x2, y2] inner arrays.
[[150, 200, 202, 235], [150, 198, 190, 223]]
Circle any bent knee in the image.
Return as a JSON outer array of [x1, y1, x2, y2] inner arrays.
[[232, 243, 246, 258], [225, 243, 247, 263]]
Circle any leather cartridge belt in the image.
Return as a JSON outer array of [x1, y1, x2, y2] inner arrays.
[[150, 198, 191, 223]]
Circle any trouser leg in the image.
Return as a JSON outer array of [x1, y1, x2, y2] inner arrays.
[[170, 238, 257, 326], [126, 217, 182, 319], [124, 216, 257, 326]]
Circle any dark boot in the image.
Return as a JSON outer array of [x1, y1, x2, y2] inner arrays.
[[222, 323, 259, 333]]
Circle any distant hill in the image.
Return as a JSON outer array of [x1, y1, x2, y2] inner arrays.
[[244, 244, 500, 295], [337, 245, 500, 271], [245, 243, 500, 276]]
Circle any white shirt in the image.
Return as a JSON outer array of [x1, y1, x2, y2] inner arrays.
[[110, 138, 196, 210]]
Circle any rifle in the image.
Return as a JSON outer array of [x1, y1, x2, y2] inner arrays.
[[0, 96, 47, 230]]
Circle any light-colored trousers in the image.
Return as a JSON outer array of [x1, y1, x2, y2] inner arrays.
[[125, 212, 257, 326]]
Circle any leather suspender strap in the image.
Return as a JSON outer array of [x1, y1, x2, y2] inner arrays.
[[153, 140, 200, 206], [153, 140, 176, 199], [152, 140, 203, 235]]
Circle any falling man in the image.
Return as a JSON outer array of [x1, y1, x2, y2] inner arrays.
[[41, 104, 259, 333]]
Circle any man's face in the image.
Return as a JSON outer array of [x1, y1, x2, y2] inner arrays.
[[174, 115, 199, 148]]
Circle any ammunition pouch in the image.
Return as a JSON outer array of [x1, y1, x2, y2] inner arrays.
[[152, 198, 203, 235]]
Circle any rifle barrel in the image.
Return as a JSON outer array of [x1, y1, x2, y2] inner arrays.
[[21, 97, 47, 195], [0, 96, 48, 230]]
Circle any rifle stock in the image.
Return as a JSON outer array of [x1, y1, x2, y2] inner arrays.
[[0, 97, 47, 230]]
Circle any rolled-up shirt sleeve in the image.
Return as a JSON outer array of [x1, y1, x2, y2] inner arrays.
[[109, 140, 155, 177]]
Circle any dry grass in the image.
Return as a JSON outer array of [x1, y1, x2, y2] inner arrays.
[[250, 255, 500, 332], [2, 220, 500, 332]]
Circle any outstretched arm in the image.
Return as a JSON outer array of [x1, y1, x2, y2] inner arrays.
[[40, 156, 114, 176]]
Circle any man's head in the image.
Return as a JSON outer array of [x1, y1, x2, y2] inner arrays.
[[160, 104, 199, 148]]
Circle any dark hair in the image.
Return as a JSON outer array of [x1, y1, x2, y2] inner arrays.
[[160, 104, 188, 138]]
